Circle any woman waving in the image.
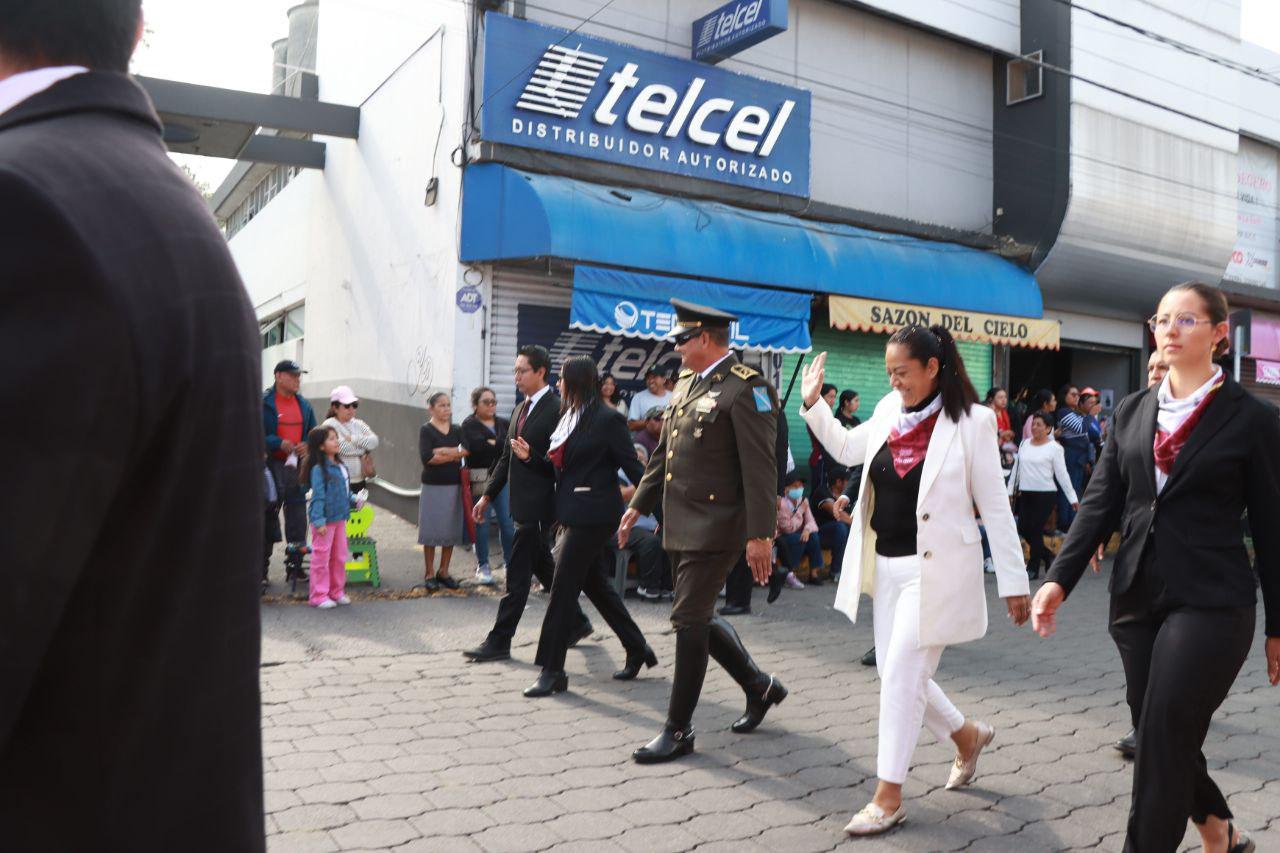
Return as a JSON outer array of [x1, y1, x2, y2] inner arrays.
[[800, 324, 1030, 837]]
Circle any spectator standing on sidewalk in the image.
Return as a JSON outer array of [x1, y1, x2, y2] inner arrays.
[[322, 385, 378, 494], [418, 392, 468, 592], [0, 3, 265, 846], [301, 426, 356, 609], [836, 390, 862, 428], [600, 373, 628, 416], [1055, 384, 1090, 531], [462, 386, 514, 586], [265, 360, 316, 583], [617, 444, 670, 601], [627, 366, 672, 430]]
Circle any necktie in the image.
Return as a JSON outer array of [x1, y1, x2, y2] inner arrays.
[[516, 397, 534, 436]]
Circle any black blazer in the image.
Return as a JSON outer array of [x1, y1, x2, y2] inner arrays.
[[1049, 376, 1280, 636], [0, 74, 264, 848], [528, 402, 645, 526], [461, 414, 509, 474], [486, 389, 562, 523]]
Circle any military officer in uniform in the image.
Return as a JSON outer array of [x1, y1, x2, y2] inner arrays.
[[619, 299, 790, 763]]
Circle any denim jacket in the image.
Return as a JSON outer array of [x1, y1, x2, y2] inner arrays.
[[309, 460, 354, 527]]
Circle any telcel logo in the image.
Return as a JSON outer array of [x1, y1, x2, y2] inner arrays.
[[589, 62, 795, 157], [701, 0, 765, 46]]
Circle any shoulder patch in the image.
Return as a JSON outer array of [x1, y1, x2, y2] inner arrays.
[[730, 363, 758, 380], [752, 386, 773, 412]]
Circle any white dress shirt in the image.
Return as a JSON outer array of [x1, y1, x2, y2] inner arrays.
[[0, 66, 87, 117], [1154, 366, 1223, 494], [698, 353, 734, 380]]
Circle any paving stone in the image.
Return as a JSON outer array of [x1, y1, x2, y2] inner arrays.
[[469, 822, 563, 853], [407, 808, 495, 838], [273, 803, 359, 833], [328, 818, 420, 849], [349, 793, 434, 820], [266, 831, 339, 853], [296, 782, 376, 805]]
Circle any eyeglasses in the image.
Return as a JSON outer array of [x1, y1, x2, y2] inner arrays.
[[1147, 313, 1213, 333], [479, 398, 497, 406], [337, 402, 358, 409], [513, 366, 533, 376]]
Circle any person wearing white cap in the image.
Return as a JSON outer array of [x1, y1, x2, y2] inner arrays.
[[322, 386, 380, 493]]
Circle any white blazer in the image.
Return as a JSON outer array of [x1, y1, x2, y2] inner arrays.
[[802, 393, 1029, 647]]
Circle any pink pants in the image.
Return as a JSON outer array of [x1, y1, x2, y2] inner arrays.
[[309, 521, 349, 606]]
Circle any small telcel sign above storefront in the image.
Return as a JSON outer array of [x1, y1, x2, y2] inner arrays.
[[480, 12, 810, 197], [692, 0, 788, 64]]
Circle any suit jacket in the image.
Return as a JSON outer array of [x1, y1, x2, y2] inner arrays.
[[486, 389, 562, 523], [802, 393, 1029, 647], [527, 401, 645, 526], [631, 355, 778, 551], [1048, 377, 1280, 637], [0, 73, 264, 849]]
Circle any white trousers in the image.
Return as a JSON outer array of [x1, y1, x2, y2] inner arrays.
[[873, 554, 966, 785]]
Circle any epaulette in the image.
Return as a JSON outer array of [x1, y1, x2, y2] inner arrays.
[[730, 363, 759, 380], [679, 368, 695, 378]]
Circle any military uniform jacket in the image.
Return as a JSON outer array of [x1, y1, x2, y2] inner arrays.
[[630, 354, 778, 551]]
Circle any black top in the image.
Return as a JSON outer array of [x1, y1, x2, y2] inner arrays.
[[526, 402, 646, 525], [1049, 376, 1280, 637], [420, 422, 464, 485], [0, 73, 265, 850], [484, 390, 562, 523], [836, 412, 862, 429], [869, 443, 923, 557], [461, 414, 509, 474]]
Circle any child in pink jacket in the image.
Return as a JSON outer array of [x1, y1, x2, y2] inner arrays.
[[777, 471, 824, 589]]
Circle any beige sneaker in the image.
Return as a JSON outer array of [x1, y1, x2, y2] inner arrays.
[[843, 803, 906, 836], [946, 721, 995, 790]]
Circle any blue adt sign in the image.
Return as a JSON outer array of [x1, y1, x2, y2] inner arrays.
[[693, 0, 788, 64], [480, 13, 809, 198]]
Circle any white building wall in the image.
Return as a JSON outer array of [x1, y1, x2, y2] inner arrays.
[[523, 0, 996, 232], [230, 0, 473, 413]]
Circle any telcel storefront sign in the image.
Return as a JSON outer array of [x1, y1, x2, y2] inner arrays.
[[481, 13, 809, 197], [693, 0, 788, 64]]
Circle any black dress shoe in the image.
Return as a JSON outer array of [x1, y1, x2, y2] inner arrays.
[[613, 646, 659, 680], [808, 576, 824, 587], [523, 670, 568, 697], [462, 641, 511, 662], [860, 647, 876, 667], [436, 574, 460, 591], [718, 604, 751, 616], [567, 622, 594, 647], [1114, 729, 1136, 759], [1228, 821, 1255, 853], [766, 569, 785, 604], [632, 725, 695, 763], [731, 675, 788, 733]]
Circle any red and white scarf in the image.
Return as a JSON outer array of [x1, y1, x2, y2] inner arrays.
[[1153, 368, 1223, 493], [886, 394, 943, 477]]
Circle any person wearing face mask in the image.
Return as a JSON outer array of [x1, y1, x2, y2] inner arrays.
[[1033, 282, 1280, 853], [800, 324, 1031, 837], [776, 471, 825, 587]]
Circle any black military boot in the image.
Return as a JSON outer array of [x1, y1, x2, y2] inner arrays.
[[633, 624, 709, 764], [707, 616, 788, 734]]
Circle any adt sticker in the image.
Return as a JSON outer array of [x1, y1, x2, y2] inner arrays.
[[753, 386, 772, 412], [456, 285, 482, 314]]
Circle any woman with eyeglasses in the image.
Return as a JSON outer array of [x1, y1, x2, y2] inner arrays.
[[322, 385, 379, 494], [462, 387, 516, 587], [1034, 282, 1280, 853]]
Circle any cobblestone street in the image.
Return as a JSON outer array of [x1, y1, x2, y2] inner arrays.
[[260, 518, 1280, 853]]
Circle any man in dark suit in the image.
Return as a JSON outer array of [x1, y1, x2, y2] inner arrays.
[[464, 345, 591, 662], [0, 3, 265, 850]]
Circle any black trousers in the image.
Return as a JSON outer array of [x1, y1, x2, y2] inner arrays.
[[486, 520, 588, 651], [1110, 560, 1255, 852], [1016, 491, 1057, 576], [536, 523, 648, 673], [623, 526, 670, 592], [724, 554, 753, 608]]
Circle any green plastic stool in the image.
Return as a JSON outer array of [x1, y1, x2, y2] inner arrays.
[[345, 505, 380, 587]]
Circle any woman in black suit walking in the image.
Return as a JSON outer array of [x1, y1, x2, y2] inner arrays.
[[516, 356, 658, 697], [1033, 282, 1280, 853]]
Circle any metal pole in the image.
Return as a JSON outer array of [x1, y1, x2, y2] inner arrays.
[[1234, 325, 1243, 382]]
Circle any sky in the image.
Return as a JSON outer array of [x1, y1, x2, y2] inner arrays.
[[133, 0, 1280, 192]]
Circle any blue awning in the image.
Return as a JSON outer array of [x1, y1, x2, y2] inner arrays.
[[571, 266, 811, 354], [461, 163, 1043, 318]]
